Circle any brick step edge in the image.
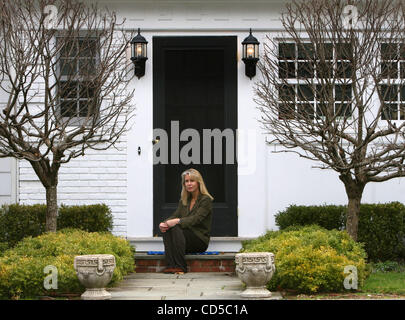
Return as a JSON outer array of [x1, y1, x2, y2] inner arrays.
[[135, 258, 236, 273]]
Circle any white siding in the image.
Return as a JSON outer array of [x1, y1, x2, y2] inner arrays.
[[0, 158, 17, 205], [0, 64, 17, 205], [18, 144, 128, 236]]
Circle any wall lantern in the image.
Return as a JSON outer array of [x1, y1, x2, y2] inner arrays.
[[131, 28, 148, 79], [242, 29, 260, 79]]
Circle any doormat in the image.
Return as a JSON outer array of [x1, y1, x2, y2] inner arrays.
[[147, 251, 220, 255]]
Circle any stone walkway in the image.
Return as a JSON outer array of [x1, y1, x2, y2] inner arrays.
[[109, 272, 283, 300]]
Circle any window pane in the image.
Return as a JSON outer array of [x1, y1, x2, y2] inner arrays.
[[381, 62, 398, 78], [400, 62, 405, 79], [79, 39, 98, 57], [382, 103, 398, 120], [297, 103, 314, 120], [278, 84, 295, 101], [316, 61, 333, 78], [278, 61, 295, 78], [297, 85, 314, 101], [335, 84, 352, 101], [335, 103, 352, 117], [79, 100, 90, 117], [279, 43, 295, 59], [278, 103, 295, 120], [60, 100, 77, 118], [317, 43, 333, 60], [79, 82, 96, 99], [60, 40, 78, 57], [297, 62, 314, 78], [381, 43, 398, 60], [400, 104, 405, 120], [316, 102, 334, 118], [337, 61, 352, 78], [298, 43, 315, 60], [60, 81, 77, 99], [79, 58, 97, 75], [316, 84, 333, 102], [380, 85, 398, 101], [400, 44, 405, 59], [336, 43, 353, 60], [60, 58, 76, 76]]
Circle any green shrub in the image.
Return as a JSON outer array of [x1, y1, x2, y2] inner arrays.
[[371, 261, 405, 273], [0, 203, 114, 249], [241, 225, 368, 294], [275, 204, 345, 230], [0, 242, 8, 256], [357, 203, 405, 262], [0, 228, 135, 299], [274, 202, 405, 262], [58, 204, 113, 233], [0, 204, 47, 248]]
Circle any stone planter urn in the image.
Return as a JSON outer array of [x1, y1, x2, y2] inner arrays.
[[74, 254, 116, 300], [235, 252, 276, 298]]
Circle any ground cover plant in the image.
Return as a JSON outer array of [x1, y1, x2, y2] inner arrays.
[[0, 228, 135, 299], [274, 202, 405, 262], [241, 225, 368, 294]]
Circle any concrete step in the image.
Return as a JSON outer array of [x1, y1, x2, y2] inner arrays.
[[128, 237, 254, 252], [135, 252, 237, 273]]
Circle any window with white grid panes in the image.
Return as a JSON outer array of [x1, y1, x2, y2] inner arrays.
[[278, 42, 353, 120], [380, 43, 405, 120], [58, 37, 99, 119]]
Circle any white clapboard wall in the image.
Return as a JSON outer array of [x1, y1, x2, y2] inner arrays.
[[0, 59, 17, 205], [0, 157, 17, 205]]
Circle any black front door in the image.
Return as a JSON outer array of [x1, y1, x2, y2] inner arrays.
[[153, 36, 237, 237]]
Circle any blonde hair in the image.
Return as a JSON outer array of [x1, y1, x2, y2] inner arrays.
[[180, 168, 214, 206]]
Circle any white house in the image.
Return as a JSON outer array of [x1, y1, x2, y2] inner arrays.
[[1, 0, 404, 252]]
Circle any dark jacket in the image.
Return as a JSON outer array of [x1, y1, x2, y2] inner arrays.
[[165, 193, 213, 246]]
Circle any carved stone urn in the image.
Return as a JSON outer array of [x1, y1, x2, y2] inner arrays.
[[74, 254, 116, 300], [235, 252, 276, 298]]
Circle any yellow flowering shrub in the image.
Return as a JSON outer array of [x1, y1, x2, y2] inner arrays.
[[241, 225, 368, 293], [0, 229, 135, 299]]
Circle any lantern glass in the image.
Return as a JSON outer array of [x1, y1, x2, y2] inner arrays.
[[254, 44, 259, 58], [143, 43, 147, 58], [243, 43, 259, 59], [137, 44, 143, 57], [132, 42, 147, 59], [247, 44, 255, 58]]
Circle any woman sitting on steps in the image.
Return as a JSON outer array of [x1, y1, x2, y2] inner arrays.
[[159, 168, 214, 274]]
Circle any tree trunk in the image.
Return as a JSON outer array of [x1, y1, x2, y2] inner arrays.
[[340, 174, 365, 241], [45, 185, 58, 232], [346, 195, 362, 241]]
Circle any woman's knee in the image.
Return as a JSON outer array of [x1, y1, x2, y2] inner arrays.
[[163, 225, 182, 236], [169, 225, 183, 233]]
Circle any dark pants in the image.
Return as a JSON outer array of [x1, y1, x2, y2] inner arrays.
[[162, 225, 208, 272]]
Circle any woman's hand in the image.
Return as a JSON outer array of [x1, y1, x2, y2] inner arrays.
[[165, 218, 180, 228], [159, 222, 169, 233]]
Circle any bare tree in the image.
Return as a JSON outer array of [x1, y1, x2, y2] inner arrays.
[[0, 0, 135, 232], [255, 0, 405, 241]]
